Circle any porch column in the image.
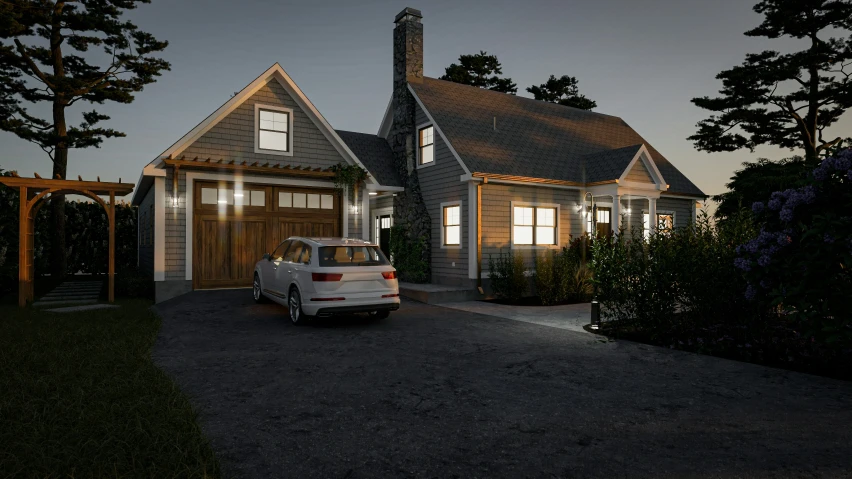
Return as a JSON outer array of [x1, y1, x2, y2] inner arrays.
[[362, 188, 370, 241], [612, 194, 621, 233], [649, 198, 657, 232]]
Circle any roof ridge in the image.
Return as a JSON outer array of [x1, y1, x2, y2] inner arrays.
[[418, 76, 623, 120]]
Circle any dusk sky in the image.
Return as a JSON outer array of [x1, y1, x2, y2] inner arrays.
[[2, 0, 849, 203]]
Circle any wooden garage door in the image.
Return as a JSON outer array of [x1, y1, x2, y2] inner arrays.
[[193, 181, 340, 289]]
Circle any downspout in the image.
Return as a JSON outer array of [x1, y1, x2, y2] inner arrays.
[[477, 177, 486, 293]]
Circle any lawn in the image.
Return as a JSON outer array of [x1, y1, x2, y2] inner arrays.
[[0, 300, 221, 478]]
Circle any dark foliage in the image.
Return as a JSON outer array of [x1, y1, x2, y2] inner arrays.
[[713, 156, 813, 220], [388, 224, 428, 283], [736, 148, 852, 345], [526, 75, 597, 110], [688, 0, 852, 160], [0, 173, 139, 296], [439, 51, 517, 94], [488, 250, 527, 301]]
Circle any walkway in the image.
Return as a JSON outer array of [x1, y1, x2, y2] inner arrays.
[[437, 300, 592, 333]]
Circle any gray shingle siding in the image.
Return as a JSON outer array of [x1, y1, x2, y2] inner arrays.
[[138, 186, 154, 277], [158, 79, 350, 283], [415, 103, 469, 285], [348, 193, 363, 239], [180, 79, 346, 170], [480, 184, 583, 273], [657, 197, 695, 228], [164, 168, 186, 281]]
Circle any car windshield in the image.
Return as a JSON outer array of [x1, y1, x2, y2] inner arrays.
[[318, 246, 390, 267]]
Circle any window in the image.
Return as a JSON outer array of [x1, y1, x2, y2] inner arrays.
[[279, 191, 335, 209], [258, 108, 289, 152], [201, 187, 264, 206], [283, 241, 305, 263], [418, 125, 434, 165], [297, 245, 312, 265], [443, 204, 461, 246], [642, 211, 675, 238], [318, 246, 389, 266], [513, 205, 557, 245], [270, 240, 291, 262]]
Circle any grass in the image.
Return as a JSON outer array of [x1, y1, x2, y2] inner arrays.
[[0, 300, 221, 478]]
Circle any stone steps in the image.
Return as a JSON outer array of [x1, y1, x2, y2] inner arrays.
[[33, 280, 104, 308]]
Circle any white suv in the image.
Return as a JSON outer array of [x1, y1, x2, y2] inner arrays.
[[253, 237, 400, 325]]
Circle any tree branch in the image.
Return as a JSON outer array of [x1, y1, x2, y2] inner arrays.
[[13, 39, 53, 89]]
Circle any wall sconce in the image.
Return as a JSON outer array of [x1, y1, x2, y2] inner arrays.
[[350, 204, 359, 215], [625, 208, 632, 214], [171, 195, 179, 208]]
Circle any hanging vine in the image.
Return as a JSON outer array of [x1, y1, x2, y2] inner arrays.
[[330, 163, 369, 200]]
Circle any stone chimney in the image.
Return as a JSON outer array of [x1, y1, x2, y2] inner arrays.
[[394, 7, 423, 85], [389, 7, 431, 283]]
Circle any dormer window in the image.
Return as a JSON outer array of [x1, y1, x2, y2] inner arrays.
[[418, 125, 434, 165], [255, 104, 294, 156]]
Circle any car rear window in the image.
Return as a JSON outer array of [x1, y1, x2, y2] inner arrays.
[[318, 246, 389, 267]]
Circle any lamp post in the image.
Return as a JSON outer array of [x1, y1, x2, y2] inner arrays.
[[584, 192, 601, 330]]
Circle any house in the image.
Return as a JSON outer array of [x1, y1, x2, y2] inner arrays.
[[132, 7, 705, 303]]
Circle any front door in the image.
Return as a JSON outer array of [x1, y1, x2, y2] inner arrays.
[[595, 207, 612, 237], [378, 215, 391, 258]]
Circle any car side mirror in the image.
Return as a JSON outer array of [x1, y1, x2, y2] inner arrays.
[[262, 253, 271, 261]]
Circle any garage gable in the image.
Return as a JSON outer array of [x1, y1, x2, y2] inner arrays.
[[154, 63, 374, 182]]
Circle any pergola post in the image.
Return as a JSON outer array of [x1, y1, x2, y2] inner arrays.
[[18, 186, 29, 307], [109, 191, 115, 303]]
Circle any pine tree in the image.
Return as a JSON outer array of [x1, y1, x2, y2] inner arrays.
[[440, 51, 517, 94], [527, 75, 596, 110]]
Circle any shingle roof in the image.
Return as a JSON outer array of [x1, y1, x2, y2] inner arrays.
[[409, 77, 704, 197], [335, 130, 402, 187]]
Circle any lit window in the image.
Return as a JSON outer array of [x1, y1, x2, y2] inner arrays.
[[513, 206, 557, 245], [201, 188, 217, 205], [307, 194, 320, 209], [258, 109, 289, 152], [443, 205, 460, 245], [419, 126, 434, 165], [279, 192, 292, 208], [657, 213, 674, 232], [292, 193, 307, 208]]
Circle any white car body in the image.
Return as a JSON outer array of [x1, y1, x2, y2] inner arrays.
[[253, 237, 400, 321]]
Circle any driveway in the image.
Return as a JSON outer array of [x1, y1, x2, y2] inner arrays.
[[153, 290, 852, 479]]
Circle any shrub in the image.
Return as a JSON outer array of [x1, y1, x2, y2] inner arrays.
[[534, 238, 594, 305], [488, 250, 527, 301], [534, 252, 557, 305], [736, 148, 852, 344], [115, 269, 154, 300], [388, 224, 429, 283], [591, 210, 759, 341]]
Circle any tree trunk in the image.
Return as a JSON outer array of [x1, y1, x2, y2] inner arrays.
[[49, 1, 68, 279]]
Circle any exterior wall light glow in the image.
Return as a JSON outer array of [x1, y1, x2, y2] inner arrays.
[[369, 192, 378, 196]]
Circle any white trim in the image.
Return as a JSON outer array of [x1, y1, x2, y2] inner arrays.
[[377, 94, 394, 139], [371, 207, 394, 243], [439, 200, 463, 250], [148, 63, 376, 185], [468, 181, 477, 279], [154, 177, 166, 281], [661, 193, 707, 200], [415, 121, 436, 169], [253, 103, 294, 157], [183, 171, 337, 281], [617, 145, 667, 191], [366, 183, 405, 192], [361, 190, 370, 241], [510, 201, 560, 250], [408, 85, 472, 176], [342, 187, 349, 238]]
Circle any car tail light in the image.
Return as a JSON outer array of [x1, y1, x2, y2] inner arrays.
[[381, 271, 397, 280], [310, 297, 345, 301], [382, 293, 399, 298], [312, 273, 342, 282]]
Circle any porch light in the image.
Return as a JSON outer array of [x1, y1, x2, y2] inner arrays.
[[369, 192, 378, 196]]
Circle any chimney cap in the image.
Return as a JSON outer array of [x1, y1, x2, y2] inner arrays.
[[394, 7, 422, 23]]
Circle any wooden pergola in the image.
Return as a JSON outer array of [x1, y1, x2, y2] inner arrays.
[[0, 173, 134, 307]]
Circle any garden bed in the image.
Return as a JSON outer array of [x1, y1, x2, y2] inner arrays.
[[589, 318, 852, 382], [480, 295, 588, 307], [0, 300, 221, 477]]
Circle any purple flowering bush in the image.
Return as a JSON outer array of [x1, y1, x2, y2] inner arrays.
[[736, 149, 852, 344]]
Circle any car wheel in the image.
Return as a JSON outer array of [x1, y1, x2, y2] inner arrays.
[[253, 273, 267, 303], [288, 287, 311, 325], [370, 309, 390, 320]]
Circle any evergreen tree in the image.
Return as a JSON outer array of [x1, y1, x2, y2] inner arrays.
[[440, 51, 517, 94], [689, 0, 852, 161], [527, 75, 597, 110], [0, 0, 170, 277]]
